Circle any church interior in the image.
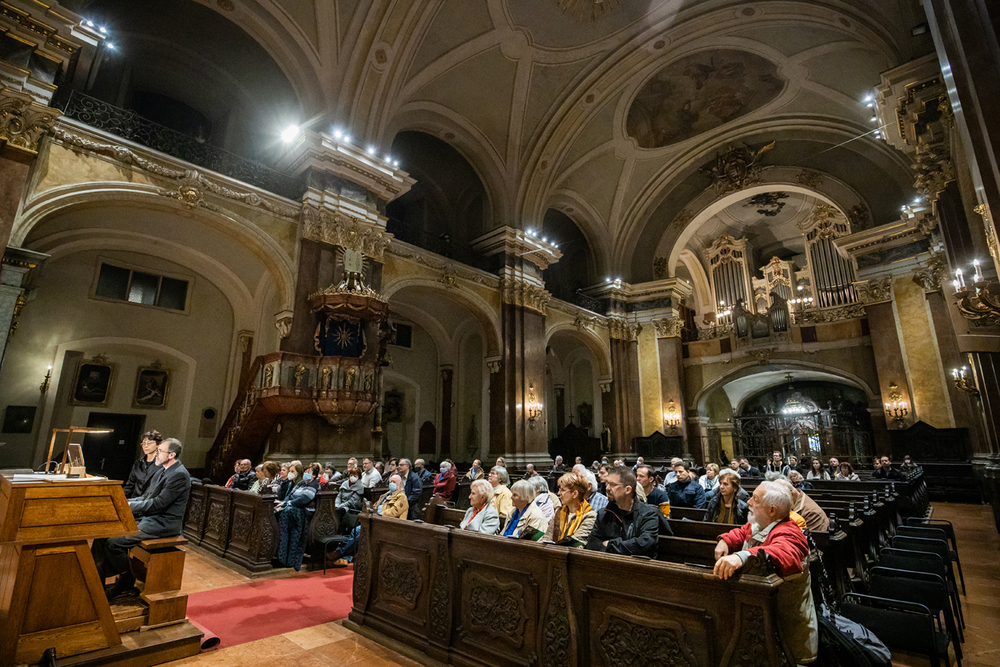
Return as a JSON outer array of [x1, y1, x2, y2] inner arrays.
[[1, 0, 999, 665]]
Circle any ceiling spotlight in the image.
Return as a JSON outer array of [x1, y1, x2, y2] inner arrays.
[[870, 116, 877, 122], [367, 146, 376, 155], [106, 42, 115, 50], [385, 155, 393, 163], [280, 124, 301, 143], [864, 95, 873, 103], [606, 277, 612, 283], [99, 26, 106, 34], [392, 160, 399, 167], [333, 129, 342, 139], [343, 135, 351, 143], [86, 20, 94, 26], [542, 237, 549, 243]]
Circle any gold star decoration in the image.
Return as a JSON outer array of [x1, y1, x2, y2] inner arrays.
[[334, 324, 355, 349]]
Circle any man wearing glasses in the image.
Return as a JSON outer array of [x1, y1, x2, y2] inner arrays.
[[93, 438, 191, 599]]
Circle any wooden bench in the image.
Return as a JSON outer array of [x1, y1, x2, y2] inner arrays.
[[128, 536, 188, 630]]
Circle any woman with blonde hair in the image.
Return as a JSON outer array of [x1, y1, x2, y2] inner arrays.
[[699, 463, 720, 494], [547, 473, 597, 547], [461, 479, 500, 534]]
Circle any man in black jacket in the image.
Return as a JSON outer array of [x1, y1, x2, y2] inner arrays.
[[586, 466, 660, 557], [121, 430, 162, 498], [399, 457, 423, 519], [94, 438, 191, 599], [873, 456, 902, 480]]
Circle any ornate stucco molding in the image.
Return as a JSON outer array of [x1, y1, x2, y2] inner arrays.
[[652, 318, 684, 338], [50, 122, 300, 218], [854, 276, 893, 305], [274, 310, 293, 339], [471, 227, 562, 271], [0, 86, 62, 155], [913, 144, 955, 199], [598, 378, 613, 393], [485, 356, 502, 374], [301, 202, 392, 259], [912, 251, 948, 293], [701, 141, 775, 195], [608, 316, 641, 341], [499, 276, 550, 314], [388, 241, 500, 289], [795, 303, 867, 323], [975, 204, 998, 267]]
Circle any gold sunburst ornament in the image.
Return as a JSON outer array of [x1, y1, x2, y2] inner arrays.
[[556, 0, 623, 22], [334, 324, 355, 349]]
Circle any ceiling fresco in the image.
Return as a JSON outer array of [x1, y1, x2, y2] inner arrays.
[[626, 49, 785, 149]]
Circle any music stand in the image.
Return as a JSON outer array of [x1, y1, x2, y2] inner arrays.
[[44, 427, 113, 474]]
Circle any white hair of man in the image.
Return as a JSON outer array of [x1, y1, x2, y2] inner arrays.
[[583, 470, 599, 493], [758, 480, 793, 517], [440, 461, 452, 471], [510, 479, 538, 502], [529, 476, 550, 496], [572, 463, 587, 476], [555, 455, 563, 462], [470, 478, 494, 501], [415, 458, 425, 467], [390, 474, 402, 486]]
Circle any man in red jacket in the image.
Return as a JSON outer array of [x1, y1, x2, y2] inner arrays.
[[714, 480, 818, 664]]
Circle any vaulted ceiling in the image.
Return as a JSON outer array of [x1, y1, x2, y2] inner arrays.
[[72, 0, 934, 284]]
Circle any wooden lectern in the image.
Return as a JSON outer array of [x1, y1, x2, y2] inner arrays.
[[0, 475, 138, 667]]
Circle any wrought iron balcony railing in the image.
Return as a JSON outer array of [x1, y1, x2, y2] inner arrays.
[[57, 90, 305, 200]]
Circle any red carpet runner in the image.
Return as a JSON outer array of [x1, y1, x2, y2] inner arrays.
[[185, 567, 354, 648]]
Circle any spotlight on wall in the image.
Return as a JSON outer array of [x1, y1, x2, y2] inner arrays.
[[280, 124, 301, 143], [367, 146, 376, 155]]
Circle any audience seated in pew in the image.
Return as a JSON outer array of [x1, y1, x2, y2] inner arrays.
[[585, 466, 659, 558], [461, 479, 500, 534], [714, 480, 818, 664], [398, 458, 423, 520], [500, 480, 549, 540], [488, 466, 514, 518], [789, 470, 812, 490], [548, 472, 597, 547], [413, 458, 433, 483], [551, 455, 565, 472], [572, 464, 608, 512], [836, 461, 860, 481], [873, 455, 903, 480], [766, 475, 829, 533], [374, 474, 408, 519], [807, 458, 831, 481], [636, 464, 668, 510], [433, 460, 457, 502], [464, 459, 484, 481], [704, 469, 749, 525], [666, 461, 708, 509], [225, 458, 254, 490], [699, 463, 720, 495], [529, 476, 557, 521], [336, 465, 364, 519]]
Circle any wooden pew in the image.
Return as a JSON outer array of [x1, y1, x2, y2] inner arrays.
[[350, 511, 801, 666]]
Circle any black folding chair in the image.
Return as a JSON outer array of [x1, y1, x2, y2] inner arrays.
[[841, 593, 952, 667], [899, 523, 965, 594], [869, 567, 963, 664], [892, 534, 964, 603], [907, 517, 959, 553], [879, 547, 964, 629]]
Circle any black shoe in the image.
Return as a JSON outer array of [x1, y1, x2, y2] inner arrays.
[[105, 577, 139, 601]]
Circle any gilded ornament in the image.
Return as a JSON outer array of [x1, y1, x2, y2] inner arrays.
[[854, 276, 893, 305], [293, 364, 306, 388], [301, 205, 392, 259], [701, 141, 775, 195], [912, 251, 948, 293], [652, 318, 684, 338], [608, 316, 641, 341], [795, 170, 823, 189], [0, 88, 62, 154]]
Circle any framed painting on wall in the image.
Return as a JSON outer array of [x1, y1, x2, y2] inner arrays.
[[133, 365, 169, 409], [70, 355, 116, 406]]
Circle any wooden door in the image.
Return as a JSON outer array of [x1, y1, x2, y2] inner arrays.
[[83, 412, 147, 481]]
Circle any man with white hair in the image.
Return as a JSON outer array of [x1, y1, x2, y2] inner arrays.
[[552, 455, 565, 473], [714, 480, 817, 664], [373, 474, 409, 519]]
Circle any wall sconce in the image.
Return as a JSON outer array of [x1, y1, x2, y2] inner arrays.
[[953, 259, 1000, 326], [883, 382, 909, 427], [525, 385, 542, 428], [951, 366, 979, 395], [39, 365, 52, 394], [663, 399, 680, 430]]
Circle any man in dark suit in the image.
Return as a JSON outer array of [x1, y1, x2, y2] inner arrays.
[[93, 437, 191, 599], [398, 457, 423, 520]]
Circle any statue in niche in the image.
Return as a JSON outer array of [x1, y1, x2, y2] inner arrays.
[[345, 367, 356, 390], [465, 415, 479, 462]]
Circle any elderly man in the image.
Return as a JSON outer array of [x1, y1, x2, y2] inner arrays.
[[414, 458, 433, 483], [465, 459, 485, 481], [225, 458, 253, 490], [360, 457, 382, 488], [523, 463, 538, 479], [398, 458, 423, 519], [488, 465, 514, 518], [573, 464, 608, 512], [666, 461, 707, 509], [552, 455, 565, 473], [94, 438, 191, 599], [501, 480, 549, 540], [374, 474, 409, 519], [714, 481, 817, 663], [873, 455, 902, 480], [586, 466, 659, 557]]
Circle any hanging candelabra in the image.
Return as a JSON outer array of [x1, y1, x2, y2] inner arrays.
[[663, 399, 680, 430]]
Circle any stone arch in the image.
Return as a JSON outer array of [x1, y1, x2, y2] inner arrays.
[[382, 278, 502, 357], [543, 322, 612, 379], [12, 182, 297, 312]]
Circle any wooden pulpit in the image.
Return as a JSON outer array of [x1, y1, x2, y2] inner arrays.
[[0, 476, 138, 667]]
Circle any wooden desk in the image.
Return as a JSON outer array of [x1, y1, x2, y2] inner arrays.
[[0, 476, 138, 667]]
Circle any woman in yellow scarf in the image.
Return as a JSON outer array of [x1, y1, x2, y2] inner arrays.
[[547, 472, 598, 547]]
